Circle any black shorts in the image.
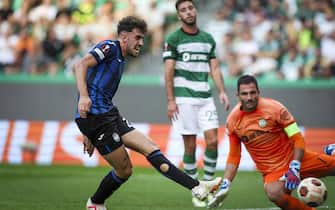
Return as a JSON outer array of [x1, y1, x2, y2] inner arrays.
[[75, 106, 134, 155]]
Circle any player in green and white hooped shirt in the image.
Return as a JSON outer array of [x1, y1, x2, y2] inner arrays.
[[163, 1, 230, 206]]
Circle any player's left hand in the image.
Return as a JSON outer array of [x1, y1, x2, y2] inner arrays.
[[280, 160, 301, 190], [167, 100, 178, 121], [83, 135, 94, 157], [219, 92, 230, 111]]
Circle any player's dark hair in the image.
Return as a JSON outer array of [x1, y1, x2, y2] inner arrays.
[[117, 16, 147, 35], [175, 0, 195, 11], [237, 75, 259, 92]]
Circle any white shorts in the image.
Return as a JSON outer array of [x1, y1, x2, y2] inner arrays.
[[172, 100, 219, 135]]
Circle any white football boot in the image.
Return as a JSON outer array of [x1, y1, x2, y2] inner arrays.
[[191, 177, 222, 201], [86, 198, 107, 210]]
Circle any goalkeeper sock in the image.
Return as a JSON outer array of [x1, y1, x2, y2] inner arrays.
[[277, 194, 315, 210], [147, 150, 199, 190], [91, 170, 128, 204], [183, 154, 198, 179], [203, 149, 217, 181]]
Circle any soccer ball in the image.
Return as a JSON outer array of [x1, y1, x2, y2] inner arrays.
[[297, 177, 327, 207]]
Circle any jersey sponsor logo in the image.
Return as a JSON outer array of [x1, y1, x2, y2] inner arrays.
[[258, 119, 267, 128], [240, 130, 267, 143], [112, 133, 120, 142], [182, 53, 191, 61], [182, 53, 208, 61], [241, 136, 249, 142]]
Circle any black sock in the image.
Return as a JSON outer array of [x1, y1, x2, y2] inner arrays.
[[147, 150, 199, 190], [91, 170, 128, 204]]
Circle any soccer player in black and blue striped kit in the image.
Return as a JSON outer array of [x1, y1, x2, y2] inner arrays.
[[74, 16, 221, 210]]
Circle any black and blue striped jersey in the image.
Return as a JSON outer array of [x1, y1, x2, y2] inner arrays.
[[75, 40, 125, 119]]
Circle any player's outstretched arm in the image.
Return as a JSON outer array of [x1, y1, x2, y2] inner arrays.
[[280, 126, 305, 191]]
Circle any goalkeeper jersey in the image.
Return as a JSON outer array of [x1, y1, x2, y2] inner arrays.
[[226, 97, 297, 174], [163, 28, 216, 104]]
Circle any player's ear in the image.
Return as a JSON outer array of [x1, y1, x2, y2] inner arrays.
[[119, 31, 128, 43], [177, 13, 181, 21]]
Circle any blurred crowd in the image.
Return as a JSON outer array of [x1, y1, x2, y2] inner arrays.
[[205, 0, 335, 80], [0, 0, 335, 80], [0, 0, 174, 77]]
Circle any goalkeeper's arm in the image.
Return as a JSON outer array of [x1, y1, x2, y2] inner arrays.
[[208, 133, 241, 209], [280, 122, 305, 190]]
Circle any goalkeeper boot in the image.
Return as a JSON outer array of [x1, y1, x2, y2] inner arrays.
[[207, 179, 230, 209], [324, 144, 335, 156], [86, 197, 107, 210], [191, 177, 222, 201]]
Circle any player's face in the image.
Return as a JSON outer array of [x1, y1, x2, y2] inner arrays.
[[177, 1, 197, 26], [126, 28, 145, 57], [237, 83, 259, 112]]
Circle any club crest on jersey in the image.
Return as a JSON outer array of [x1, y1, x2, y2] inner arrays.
[[258, 119, 267, 128], [112, 133, 120, 142]]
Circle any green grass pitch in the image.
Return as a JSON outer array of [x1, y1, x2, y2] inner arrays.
[[0, 164, 334, 210]]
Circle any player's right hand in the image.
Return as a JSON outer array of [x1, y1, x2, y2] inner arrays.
[[167, 100, 178, 121], [207, 178, 230, 209], [78, 96, 91, 118]]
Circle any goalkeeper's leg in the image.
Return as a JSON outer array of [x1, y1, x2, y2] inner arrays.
[[265, 181, 315, 210]]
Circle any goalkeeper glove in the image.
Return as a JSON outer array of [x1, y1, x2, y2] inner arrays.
[[207, 178, 230, 209], [280, 160, 301, 190]]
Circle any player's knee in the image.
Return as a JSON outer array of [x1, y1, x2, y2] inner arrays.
[[206, 137, 218, 149], [265, 187, 283, 203], [115, 164, 133, 179]]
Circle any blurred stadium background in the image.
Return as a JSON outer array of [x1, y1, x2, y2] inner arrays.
[[0, 0, 334, 209]]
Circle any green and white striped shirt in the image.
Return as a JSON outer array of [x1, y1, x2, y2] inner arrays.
[[163, 28, 216, 104]]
